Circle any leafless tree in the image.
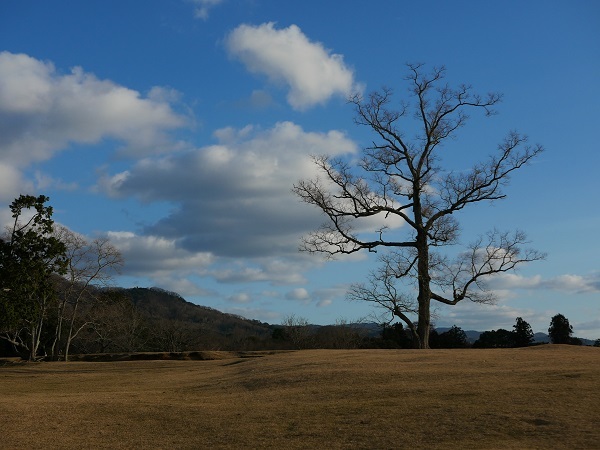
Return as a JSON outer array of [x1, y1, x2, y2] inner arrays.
[[282, 314, 314, 349], [294, 64, 545, 348], [51, 227, 123, 360]]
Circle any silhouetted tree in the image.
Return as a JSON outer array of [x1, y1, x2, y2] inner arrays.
[[297, 64, 545, 348], [432, 325, 469, 348], [380, 322, 413, 348], [548, 314, 573, 344], [0, 195, 68, 360], [594, 339, 600, 348], [473, 329, 515, 348], [513, 317, 534, 347]]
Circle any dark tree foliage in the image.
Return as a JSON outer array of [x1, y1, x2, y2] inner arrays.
[[548, 314, 573, 344], [0, 195, 68, 360], [379, 322, 413, 348], [431, 325, 469, 348], [472, 329, 516, 348], [513, 317, 534, 347]]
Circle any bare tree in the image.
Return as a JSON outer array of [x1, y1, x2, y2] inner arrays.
[[294, 64, 545, 348], [282, 314, 314, 349], [51, 226, 123, 360]]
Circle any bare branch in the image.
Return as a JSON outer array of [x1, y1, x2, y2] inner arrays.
[[431, 229, 546, 305]]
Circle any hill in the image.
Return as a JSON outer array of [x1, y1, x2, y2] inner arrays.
[[114, 287, 275, 351]]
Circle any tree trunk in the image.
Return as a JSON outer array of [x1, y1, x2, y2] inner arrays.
[[416, 232, 431, 349], [50, 300, 66, 360], [63, 301, 80, 362]]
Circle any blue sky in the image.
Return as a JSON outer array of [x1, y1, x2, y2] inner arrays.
[[1, 0, 599, 338]]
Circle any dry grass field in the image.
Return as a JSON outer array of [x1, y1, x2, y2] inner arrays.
[[1, 345, 598, 449]]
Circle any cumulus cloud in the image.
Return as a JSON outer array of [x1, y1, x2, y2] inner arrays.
[[286, 287, 310, 302], [0, 51, 188, 167], [226, 23, 360, 110], [103, 231, 221, 297], [100, 121, 362, 259], [210, 258, 309, 285], [106, 231, 214, 278], [488, 272, 600, 294], [0, 163, 31, 202]]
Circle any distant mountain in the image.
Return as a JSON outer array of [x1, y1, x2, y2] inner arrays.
[[533, 332, 550, 343]]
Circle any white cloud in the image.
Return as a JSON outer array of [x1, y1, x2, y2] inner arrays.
[[191, 0, 224, 20], [211, 258, 308, 285], [0, 51, 188, 167], [100, 122, 359, 259], [488, 272, 600, 294], [228, 292, 252, 304], [106, 231, 214, 278], [0, 163, 31, 202], [34, 171, 78, 192], [542, 273, 600, 293], [226, 23, 360, 110], [437, 301, 537, 332], [286, 287, 310, 302]]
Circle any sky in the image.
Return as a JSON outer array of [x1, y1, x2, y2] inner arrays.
[[1, 0, 599, 338]]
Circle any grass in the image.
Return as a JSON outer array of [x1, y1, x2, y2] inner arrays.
[[1, 345, 598, 449]]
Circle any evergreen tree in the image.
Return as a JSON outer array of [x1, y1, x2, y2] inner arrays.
[[513, 317, 534, 347], [548, 314, 573, 344]]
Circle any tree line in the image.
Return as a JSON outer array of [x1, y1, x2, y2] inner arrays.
[[276, 314, 598, 350], [1, 195, 597, 361]]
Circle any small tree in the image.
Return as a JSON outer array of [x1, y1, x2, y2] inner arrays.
[[513, 317, 534, 347], [548, 314, 573, 344], [295, 64, 545, 348]]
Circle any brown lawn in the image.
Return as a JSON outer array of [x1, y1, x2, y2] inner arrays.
[[1, 345, 598, 449]]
